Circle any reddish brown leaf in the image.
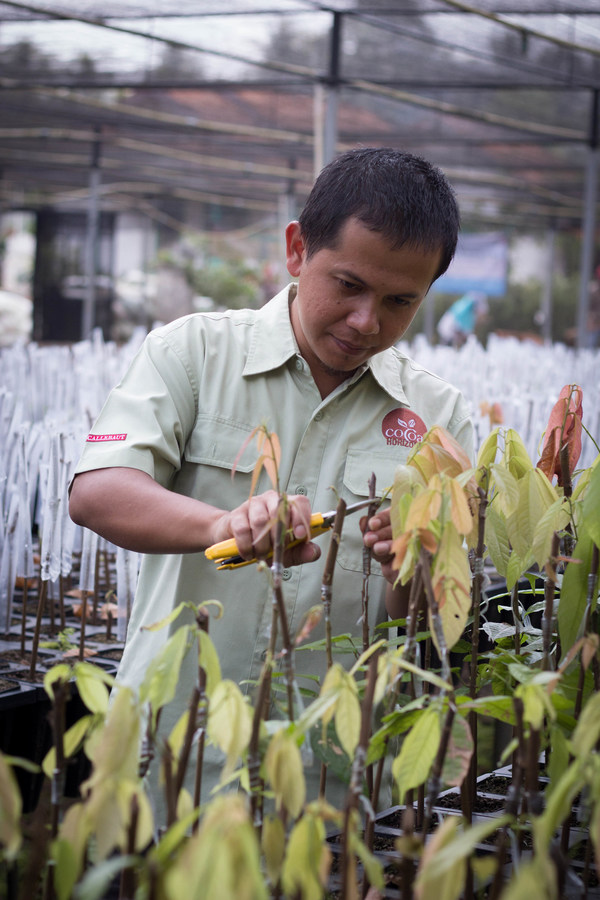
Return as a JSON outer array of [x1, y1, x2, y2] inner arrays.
[[536, 384, 583, 486]]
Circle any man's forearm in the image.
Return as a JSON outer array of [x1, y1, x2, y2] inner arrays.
[[69, 467, 224, 554]]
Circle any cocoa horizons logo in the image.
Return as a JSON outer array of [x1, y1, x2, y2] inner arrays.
[[86, 433, 127, 442], [381, 409, 427, 447]]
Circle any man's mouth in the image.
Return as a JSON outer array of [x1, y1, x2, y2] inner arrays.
[[332, 335, 373, 356]]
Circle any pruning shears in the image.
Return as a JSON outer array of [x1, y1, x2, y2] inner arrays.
[[205, 498, 377, 570]]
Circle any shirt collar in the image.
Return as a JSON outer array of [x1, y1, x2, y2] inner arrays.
[[243, 283, 410, 406], [366, 349, 409, 405], [243, 284, 299, 376]]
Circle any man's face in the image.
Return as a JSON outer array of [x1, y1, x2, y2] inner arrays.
[[286, 217, 442, 396]]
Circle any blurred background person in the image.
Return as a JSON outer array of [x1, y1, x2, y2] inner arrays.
[[437, 290, 488, 347]]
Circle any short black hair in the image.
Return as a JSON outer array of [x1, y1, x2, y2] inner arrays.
[[298, 147, 460, 282]]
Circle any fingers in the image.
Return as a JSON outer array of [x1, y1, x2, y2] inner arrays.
[[362, 508, 398, 585], [283, 539, 321, 568], [225, 491, 315, 563]]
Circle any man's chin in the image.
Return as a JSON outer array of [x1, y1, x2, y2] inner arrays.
[[319, 359, 362, 379]]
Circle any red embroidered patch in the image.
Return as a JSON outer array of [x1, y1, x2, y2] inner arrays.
[[86, 433, 127, 442], [381, 409, 427, 447]]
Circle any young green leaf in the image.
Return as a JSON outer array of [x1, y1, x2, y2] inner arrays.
[[392, 705, 441, 805], [441, 713, 473, 788], [207, 680, 252, 781], [42, 715, 95, 778], [0, 753, 22, 860], [264, 729, 306, 819], [261, 814, 286, 886], [281, 813, 331, 900], [139, 625, 193, 726], [558, 532, 596, 653], [431, 522, 471, 652]]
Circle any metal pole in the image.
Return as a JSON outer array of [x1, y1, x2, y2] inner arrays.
[[541, 226, 555, 345], [314, 11, 341, 177], [576, 91, 599, 350], [81, 134, 101, 340], [424, 291, 436, 344]]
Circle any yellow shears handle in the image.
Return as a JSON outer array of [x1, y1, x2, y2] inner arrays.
[[205, 512, 329, 569]]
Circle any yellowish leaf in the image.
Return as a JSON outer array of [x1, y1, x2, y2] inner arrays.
[[392, 706, 440, 805], [207, 680, 252, 781], [415, 815, 464, 900], [319, 663, 345, 728], [256, 429, 281, 491], [405, 487, 441, 532], [582, 634, 599, 670], [262, 815, 286, 886], [0, 753, 22, 859], [198, 629, 221, 697], [447, 477, 473, 535], [441, 714, 473, 788], [282, 813, 331, 900], [82, 687, 140, 789], [430, 524, 471, 652], [264, 730, 306, 819], [335, 672, 361, 760]]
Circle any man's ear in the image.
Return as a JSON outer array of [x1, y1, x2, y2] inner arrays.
[[285, 221, 306, 277]]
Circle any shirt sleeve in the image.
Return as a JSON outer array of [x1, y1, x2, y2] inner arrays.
[[73, 330, 198, 488], [447, 394, 475, 463]]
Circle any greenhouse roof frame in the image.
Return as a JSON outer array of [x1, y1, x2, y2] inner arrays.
[[0, 0, 600, 228], [1, 1, 600, 343]]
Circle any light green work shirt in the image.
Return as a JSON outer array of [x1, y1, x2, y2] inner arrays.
[[74, 284, 473, 804]]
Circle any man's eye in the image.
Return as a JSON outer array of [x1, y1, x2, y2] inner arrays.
[[390, 296, 411, 307], [338, 279, 358, 291]]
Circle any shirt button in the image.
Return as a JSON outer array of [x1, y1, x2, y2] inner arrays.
[[295, 358, 303, 371], [314, 410, 324, 421], [295, 485, 307, 495], [282, 568, 292, 580]]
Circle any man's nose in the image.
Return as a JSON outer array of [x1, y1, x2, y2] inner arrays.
[[347, 300, 380, 334]]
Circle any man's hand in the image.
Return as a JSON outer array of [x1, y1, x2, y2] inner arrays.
[[362, 507, 397, 584], [70, 468, 320, 566], [362, 508, 413, 619], [211, 489, 321, 567]]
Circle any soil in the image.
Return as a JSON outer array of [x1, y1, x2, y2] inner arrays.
[[96, 648, 123, 661], [8, 669, 48, 684], [476, 775, 511, 794], [0, 677, 21, 694], [433, 793, 506, 814]]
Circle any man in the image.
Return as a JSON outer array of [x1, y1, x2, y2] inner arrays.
[[437, 290, 488, 348], [69, 147, 473, 809]]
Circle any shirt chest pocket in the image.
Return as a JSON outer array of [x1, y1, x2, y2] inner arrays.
[[177, 415, 262, 507], [336, 446, 410, 576]]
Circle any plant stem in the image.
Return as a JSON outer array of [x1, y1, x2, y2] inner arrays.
[[78, 590, 89, 661], [422, 702, 456, 837], [191, 607, 209, 825], [248, 656, 273, 829], [162, 743, 176, 828], [271, 498, 300, 723], [119, 793, 139, 900], [420, 549, 451, 684], [29, 577, 48, 679], [361, 473, 377, 656], [49, 678, 66, 839], [92, 547, 100, 626], [20, 576, 29, 657], [511, 584, 521, 655], [173, 685, 201, 799], [542, 533, 560, 671], [320, 498, 347, 670], [342, 649, 380, 899], [58, 575, 66, 632], [468, 484, 488, 803], [574, 545, 599, 719]]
